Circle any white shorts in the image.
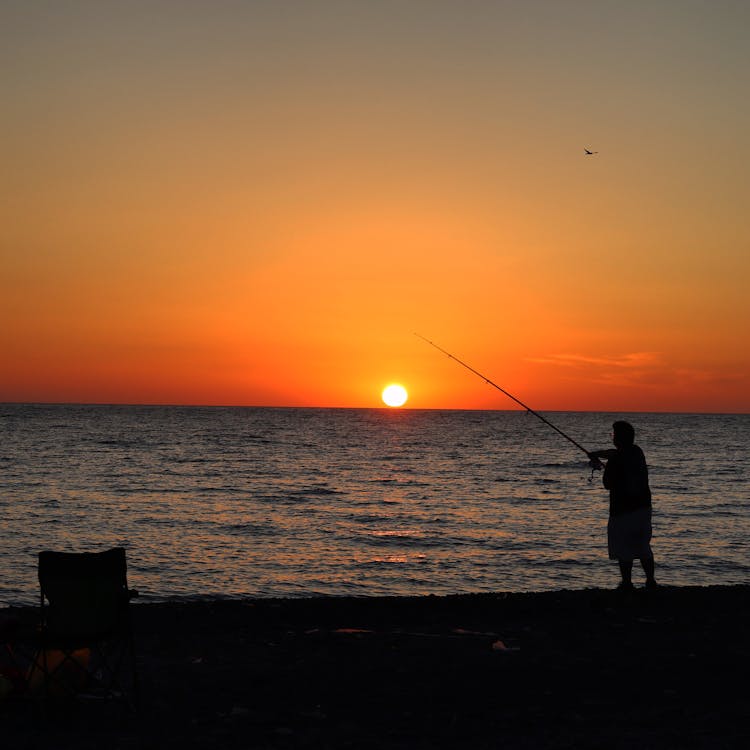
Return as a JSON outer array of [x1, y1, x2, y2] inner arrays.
[[608, 507, 653, 561]]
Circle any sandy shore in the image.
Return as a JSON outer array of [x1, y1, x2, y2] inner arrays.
[[2, 584, 749, 748]]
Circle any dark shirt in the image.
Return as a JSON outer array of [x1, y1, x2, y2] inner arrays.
[[603, 444, 652, 517]]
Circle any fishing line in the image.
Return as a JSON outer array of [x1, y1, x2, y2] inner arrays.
[[415, 333, 601, 478]]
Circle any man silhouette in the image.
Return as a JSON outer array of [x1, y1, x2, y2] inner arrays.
[[589, 421, 657, 591]]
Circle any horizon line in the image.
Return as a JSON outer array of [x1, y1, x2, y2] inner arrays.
[[2, 401, 748, 417]]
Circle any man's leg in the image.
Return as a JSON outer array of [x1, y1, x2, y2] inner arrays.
[[618, 559, 633, 588], [640, 556, 657, 588]]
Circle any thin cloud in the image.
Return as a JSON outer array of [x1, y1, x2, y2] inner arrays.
[[526, 352, 666, 388], [527, 352, 662, 369], [528, 353, 748, 396]]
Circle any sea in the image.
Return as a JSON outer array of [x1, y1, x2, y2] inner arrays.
[[1, 404, 747, 606]]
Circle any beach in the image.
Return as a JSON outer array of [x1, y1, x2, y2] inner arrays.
[[2, 584, 748, 748]]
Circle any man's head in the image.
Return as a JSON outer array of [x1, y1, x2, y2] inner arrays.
[[612, 420, 635, 447]]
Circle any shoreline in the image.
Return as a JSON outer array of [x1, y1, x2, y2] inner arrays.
[[3, 584, 749, 748]]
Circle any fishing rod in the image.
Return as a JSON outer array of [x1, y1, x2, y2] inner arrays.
[[415, 333, 596, 462]]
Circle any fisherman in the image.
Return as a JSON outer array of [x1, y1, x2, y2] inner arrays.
[[588, 421, 657, 591], [416, 337, 659, 592]]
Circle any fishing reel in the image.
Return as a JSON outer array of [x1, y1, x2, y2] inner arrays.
[[587, 456, 604, 483]]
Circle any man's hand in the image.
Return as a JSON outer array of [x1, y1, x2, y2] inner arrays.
[[587, 452, 605, 470]]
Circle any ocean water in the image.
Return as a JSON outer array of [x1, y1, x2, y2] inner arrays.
[[1, 405, 747, 606]]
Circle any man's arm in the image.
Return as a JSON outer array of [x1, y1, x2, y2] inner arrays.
[[588, 448, 617, 460], [587, 448, 616, 471]]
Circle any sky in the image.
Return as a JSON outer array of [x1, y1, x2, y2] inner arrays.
[[2, 0, 749, 412]]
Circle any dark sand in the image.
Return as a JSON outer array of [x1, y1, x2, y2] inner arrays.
[[2, 585, 748, 748]]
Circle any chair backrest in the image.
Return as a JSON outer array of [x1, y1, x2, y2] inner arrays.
[[38, 548, 131, 640]]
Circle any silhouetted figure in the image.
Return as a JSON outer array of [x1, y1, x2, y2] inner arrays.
[[589, 421, 657, 591]]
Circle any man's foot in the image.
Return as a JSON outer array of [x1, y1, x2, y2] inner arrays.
[[645, 578, 658, 591], [615, 581, 634, 592]]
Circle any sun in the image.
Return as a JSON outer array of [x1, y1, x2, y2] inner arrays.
[[382, 384, 408, 407]]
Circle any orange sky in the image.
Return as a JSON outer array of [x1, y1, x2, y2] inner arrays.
[[2, 2, 749, 412]]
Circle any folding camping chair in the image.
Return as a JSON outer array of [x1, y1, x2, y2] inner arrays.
[[29, 547, 139, 709]]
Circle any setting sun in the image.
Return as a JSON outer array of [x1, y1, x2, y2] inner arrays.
[[382, 384, 408, 407]]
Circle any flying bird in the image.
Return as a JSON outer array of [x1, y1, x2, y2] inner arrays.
[[584, 148, 598, 155]]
